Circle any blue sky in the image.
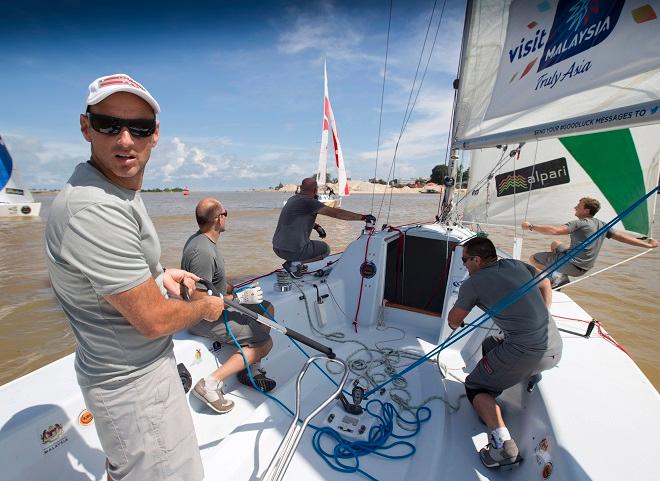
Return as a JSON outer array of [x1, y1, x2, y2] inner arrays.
[[0, 0, 465, 190]]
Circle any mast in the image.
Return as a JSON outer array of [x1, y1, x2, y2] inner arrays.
[[441, 0, 473, 221]]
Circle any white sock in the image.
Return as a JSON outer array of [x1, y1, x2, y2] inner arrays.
[[205, 376, 223, 390], [491, 427, 512, 448]]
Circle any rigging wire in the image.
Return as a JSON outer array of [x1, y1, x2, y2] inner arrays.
[[373, 0, 448, 225], [523, 140, 540, 221], [370, 0, 393, 216], [555, 249, 653, 289]]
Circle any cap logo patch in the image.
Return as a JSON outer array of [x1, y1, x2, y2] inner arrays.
[[98, 75, 146, 92]]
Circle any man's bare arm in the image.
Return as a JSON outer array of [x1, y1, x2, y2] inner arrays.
[[448, 306, 470, 330], [104, 278, 224, 339], [609, 230, 659, 249], [538, 277, 553, 307], [318, 206, 364, 221], [521, 220, 569, 235]]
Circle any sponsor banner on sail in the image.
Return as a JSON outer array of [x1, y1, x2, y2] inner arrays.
[[495, 157, 570, 197], [463, 126, 659, 237], [485, 0, 660, 120]]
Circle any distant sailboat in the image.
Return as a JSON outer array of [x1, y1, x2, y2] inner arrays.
[[0, 135, 41, 218], [316, 61, 349, 208], [183, 186, 190, 196]]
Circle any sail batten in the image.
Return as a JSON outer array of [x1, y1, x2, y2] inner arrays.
[[452, 0, 660, 150]]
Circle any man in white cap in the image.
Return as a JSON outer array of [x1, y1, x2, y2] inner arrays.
[[45, 74, 224, 481]]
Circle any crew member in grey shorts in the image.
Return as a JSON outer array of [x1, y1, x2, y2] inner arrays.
[[448, 236, 562, 469], [45, 74, 225, 481], [522, 197, 657, 287], [182, 197, 277, 413], [272, 176, 374, 274]]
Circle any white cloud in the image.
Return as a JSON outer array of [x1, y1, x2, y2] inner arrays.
[[1, 134, 88, 188], [277, 3, 381, 64]]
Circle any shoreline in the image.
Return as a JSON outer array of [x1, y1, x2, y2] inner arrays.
[[255, 181, 458, 195]]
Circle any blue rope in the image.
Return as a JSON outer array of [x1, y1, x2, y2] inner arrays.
[[222, 312, 430, 480], [364, 185, 659, 397]]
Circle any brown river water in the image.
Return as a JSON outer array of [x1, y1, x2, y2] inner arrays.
[[1, 191, 658, 389]]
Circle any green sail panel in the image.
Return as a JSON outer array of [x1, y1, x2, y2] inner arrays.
[[559, 129, 649, 236]]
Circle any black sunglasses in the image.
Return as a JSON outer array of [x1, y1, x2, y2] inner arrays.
[[86, 112, 156, 138], [461, 255, 476, 263], [218, 210, 228, 218]]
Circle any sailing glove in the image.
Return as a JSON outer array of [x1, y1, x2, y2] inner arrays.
[[236, 284, 264, 304], [362, 214, 376, 225], [314, 223, 327, 239]]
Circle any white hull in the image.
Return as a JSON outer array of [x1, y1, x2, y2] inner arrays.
[[0, 202, 41, 218], [1, 223, 658, 481], [316, 193, 341, 208]]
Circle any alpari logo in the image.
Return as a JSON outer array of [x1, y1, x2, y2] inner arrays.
[[539, 0, 624, 71], [497, 174, 529, 195], [495, 157, 570, 197]]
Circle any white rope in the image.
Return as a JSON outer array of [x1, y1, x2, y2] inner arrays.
[[554, 249, 653, 289]]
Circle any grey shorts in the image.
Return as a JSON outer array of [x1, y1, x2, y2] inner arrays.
[[465, 336, 561, 399], [81, 354, 203, 481], [189, 301, 272, 347], [273, 240, 330, 262], [533, 245, 587, 277]]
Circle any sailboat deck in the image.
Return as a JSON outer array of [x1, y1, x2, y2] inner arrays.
[[1, 252, 658, 480]]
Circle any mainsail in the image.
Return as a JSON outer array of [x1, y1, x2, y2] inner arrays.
[[452, 0, 660, 238], [451, 0, 660, 149], [316, 62, 349, 196]]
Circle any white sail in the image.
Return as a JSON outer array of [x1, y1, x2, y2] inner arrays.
[[326, 94, 349, 197], [316, 62, 330, 188], [0, 135, 41, 217], [452, 0, 660, 149], [463, 124, 660, 236], [316, 62, 350, 197]]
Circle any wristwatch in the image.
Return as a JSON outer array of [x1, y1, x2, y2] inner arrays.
[[528, 224, 534, 231]]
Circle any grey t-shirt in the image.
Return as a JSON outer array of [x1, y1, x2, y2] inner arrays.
[[565, 217, 612, 271], [272, 193, 325, 254], [181, 231, 227, 295], [45, 162, 171, 387], [455, 259, 562, 355]]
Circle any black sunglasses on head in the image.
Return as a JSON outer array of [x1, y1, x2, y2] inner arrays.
[[86, 112, 156, 138]]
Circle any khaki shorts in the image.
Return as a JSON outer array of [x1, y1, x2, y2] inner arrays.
[[533, 245, 587, 277], [81, 354, 203, 481], [189, 301, 272, 347]]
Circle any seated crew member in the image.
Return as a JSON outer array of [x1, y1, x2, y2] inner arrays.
[[182, 198, 276, 414], [522, 197, 658, 288], [272, 176, 375, 275], [448, 237, 562, 468]]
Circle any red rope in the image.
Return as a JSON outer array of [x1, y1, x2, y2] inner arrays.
[[352, 232, 373, 333], [551, 314, 630, 357]]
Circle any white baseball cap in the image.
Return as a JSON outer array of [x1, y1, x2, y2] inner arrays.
[[85, 73, 160, 114]]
